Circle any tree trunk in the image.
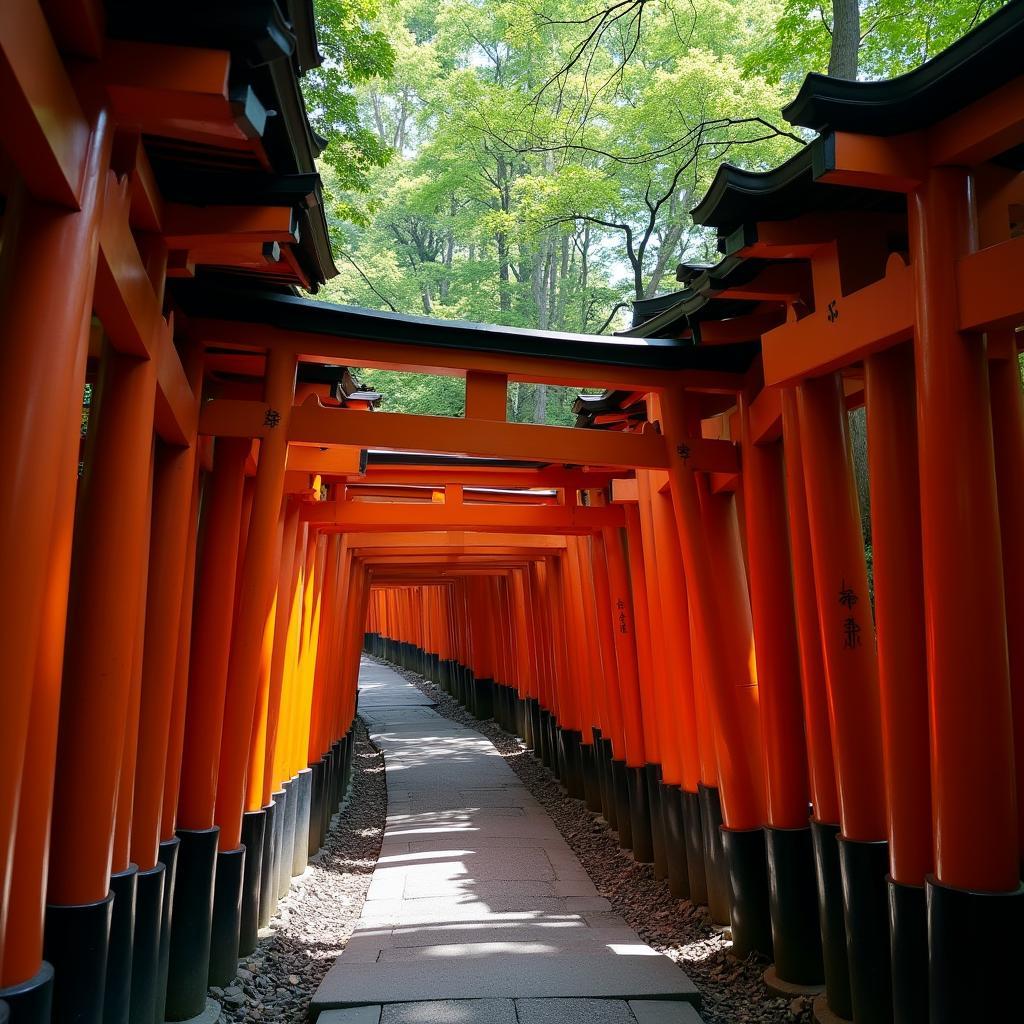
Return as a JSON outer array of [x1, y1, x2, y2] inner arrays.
[[497, 234, 511, 313], [829, 0, 860, 79], [646, 221, 686, 297], [848, 406, 872, 546], [535, 384, 548, 424]]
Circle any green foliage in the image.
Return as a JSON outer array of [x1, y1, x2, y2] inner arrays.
[[308, 0, 1010, 423], [746, 0, 1011, 86], [355, 369, 466, 417], [303, 0, 397, 205]]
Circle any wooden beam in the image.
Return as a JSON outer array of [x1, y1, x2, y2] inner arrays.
[[698, 311, 785, 345], [304, 500, 624, 533], [102, 40, 263, 147], [665, 434, 739, 474], [0, 0, 90, 207], [94, 171, 197, 444], [360, 467, 621, 488], [161, 205, 297, 247], [189, 319, 743, 394], [465, 370, 508, 421], [817, 131, 925, 192], [746, 387, 782, 444], [956, 233, 1024, 332], [111, 131, 163, 232], [42, 0, 106, 59], [762, 256, 914, 387], [199, 397, 673, 469], [287, 445, 365, 474], [929, 76, 1024, 168], [350, 532, 568, 551]]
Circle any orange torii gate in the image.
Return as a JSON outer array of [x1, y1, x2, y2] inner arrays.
[[2, 4, 1024, 1024]]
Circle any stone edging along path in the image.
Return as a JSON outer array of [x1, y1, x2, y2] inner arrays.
[[212, 720, 388, 1024], [383, 659, 814, 1024]]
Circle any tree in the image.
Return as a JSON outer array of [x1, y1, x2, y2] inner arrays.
[[308, 0, 1013, 425], [746, 0, 1011, 85], [303, 0, 397, 222]]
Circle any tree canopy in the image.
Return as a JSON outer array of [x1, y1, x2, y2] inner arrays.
[[304, 0, 1009, 423]]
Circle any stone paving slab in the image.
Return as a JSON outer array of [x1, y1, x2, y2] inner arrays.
[[381, 1000, 516, 1024], [629, 1001, 707, 1023], [311, 659, 699, 1022], [516, 998, 639, 1024], [320, 1001, 705, 1024]]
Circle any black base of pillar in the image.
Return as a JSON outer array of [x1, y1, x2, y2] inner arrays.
[[548, 715, 561, 777], [344, 726, 355, 793], [888, 878, 927, 1024], [661, 784, 690, 900], [810, 821, 852, 1021], [474, 677, 494, 720], [129, 863, 165, 1024], [239, 810, 267, 956], [645, 765, 667, 880], [527, 700, 540, 754], [328, 741, 342, 812], [627, 767, 653, 863], [338, 737, 349, 805], [536, 712, 552, 770], [278, 779, 296, 900], [698, 783, 729, 925], [515, 697, 528, 741], [258, 799, 279, 929], [601, 739, 617, 828], [334, 737, 345, 807], [722, 827, 773, 960], [581, 742, 603, 811], [209, 846, 245, 987], [765, 825, 823, 986], [308, 761, 324, 857], [44, 892, 114, 1024], [681, 789, 707, 906], [291, 768, 312, 877], [562, 730, 584, 799], [593, 733, 615, 827], [611, 760, 631, 850], [155, 837, 179, 1024], [927, 874, 1024, 1023], [105, 865, 138, 1024], [837, 836, 892, 1023], [270, 787, 288, 908], [494, 683, 509, 730], [165, 827, 218, 1021], [0, 963, 54, 1024], [318, 754, 332, 847]]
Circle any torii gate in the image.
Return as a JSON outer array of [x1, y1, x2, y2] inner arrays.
[[3, 5, 1024, 1024]]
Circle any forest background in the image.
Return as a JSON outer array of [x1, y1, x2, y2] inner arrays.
[[301, 0, 1009, 427]]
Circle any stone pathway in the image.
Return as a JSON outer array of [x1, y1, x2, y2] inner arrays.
[[310, 659, 703, 1024]]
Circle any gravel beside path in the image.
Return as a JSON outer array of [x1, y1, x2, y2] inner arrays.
[[375, 658, 814, 1024], [214, 720, 387, 1024]]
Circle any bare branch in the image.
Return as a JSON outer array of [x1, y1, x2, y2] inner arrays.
[[596, 300, 631, 334], [339, 250, 398, 312]]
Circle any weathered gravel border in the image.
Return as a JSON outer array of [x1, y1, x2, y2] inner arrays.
[[373, 657, 813, 1024], [214, 719, 387, 1024]]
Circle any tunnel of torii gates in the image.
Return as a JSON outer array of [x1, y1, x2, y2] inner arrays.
[[4, 4, 1024, 1024]]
